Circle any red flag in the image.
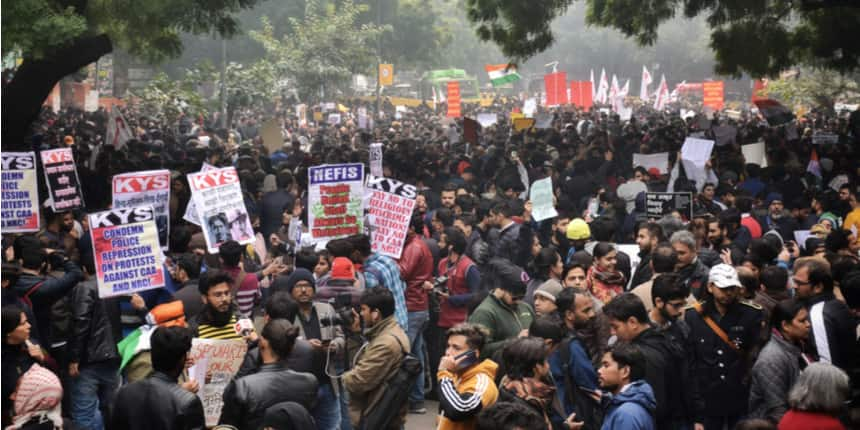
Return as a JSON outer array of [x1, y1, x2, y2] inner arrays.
[[570, 81, 593, 109], [544, 72, 568, 106], [447, 82, 461, 118]]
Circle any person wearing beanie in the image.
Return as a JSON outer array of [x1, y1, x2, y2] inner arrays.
[[565, 218, 591, 264], [533, 280, 563, 316], [468, 258, 536, 358], [760, 192, 799, 246], [279, 268, 345, 430]]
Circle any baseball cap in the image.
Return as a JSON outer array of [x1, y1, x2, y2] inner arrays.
[[708, 264, 742, 289], [566, 218, 591, 240]]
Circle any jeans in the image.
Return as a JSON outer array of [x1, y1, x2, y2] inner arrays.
[[406, 310, 429, 407], [312, 383, 341, 430], [339, 385, 352, 430], [70, 360, 120, 430]]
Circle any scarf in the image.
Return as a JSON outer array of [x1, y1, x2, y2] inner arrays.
[[7, 364, 63, 430], [501, 375, 556, 411], [587, 265, 625, 304]]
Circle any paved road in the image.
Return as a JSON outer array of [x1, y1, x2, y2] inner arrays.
[[404, 400, 439, 430]]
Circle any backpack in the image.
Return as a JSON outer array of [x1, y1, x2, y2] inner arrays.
[[357, 334, 421, 430], [558, 336, 604, 430]]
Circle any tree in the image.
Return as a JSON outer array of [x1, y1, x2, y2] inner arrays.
[[766, 69, 860, 113], [463, 0, 860, 77], [2, 0, 263, 149], [135, 70, 210, 127], [250, 0, 387, 101]]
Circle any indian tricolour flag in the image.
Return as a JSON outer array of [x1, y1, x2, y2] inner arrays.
[[485, 64, 521, 87]]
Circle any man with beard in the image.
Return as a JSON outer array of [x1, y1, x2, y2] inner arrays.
[[760, 193, 798, 242], [631, 243, 680, 312], [629, 222, 663, 289], [189, 270, 249, 341], [604, 293, 694, 430], [647, 273, 692, 347], [548, 287, 601, 428], [710, 208, 752, 256], [548, 213, 572, 259]]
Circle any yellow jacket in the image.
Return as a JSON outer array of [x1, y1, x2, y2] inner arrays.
[[437, 359, 499, 430]]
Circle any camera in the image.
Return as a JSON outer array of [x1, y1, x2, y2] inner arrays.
[[320, 293, 355, 328], [432, 275, 449, 295]]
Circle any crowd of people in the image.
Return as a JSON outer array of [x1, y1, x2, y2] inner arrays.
[[2, 93, 859, 430]]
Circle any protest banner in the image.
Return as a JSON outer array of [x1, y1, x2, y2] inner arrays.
[[702, 81, 724, 110], [40, 148, 84, 211], [812, 132, 838, 145], [183, 163, 216, 226], [260, 119, 282, 154], [188, 167, 255, 253], [308, 163, 365, 244], [369, 143, 383, 177], [112, 170, 171, 250], [447, 81, 461, 118], [523, 98, 537, 117], [529, 177, 558, 222], [632, 152, 669, 175], [328, 113, 342, 125], [477, 113, 498, 128], [544, 72, 568, 106], [534, 114, 553, 129], [88, 206, 165, 298], [463, 117, 479, 144], [357, 107, 369, 129], [570, 81, 593, 109], [366, 175, 417, 259], [188, 338, 247, 427], [741, 142, 768, 167], [512, 118, 535, 133], [646, 192, 693, 221], [1, 152, 41, 232], [296, 104, 308, 126]]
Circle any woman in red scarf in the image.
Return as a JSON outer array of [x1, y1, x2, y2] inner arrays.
[[587, 242, 626, 305]]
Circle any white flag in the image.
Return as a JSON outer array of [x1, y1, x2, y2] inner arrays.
[[640, 66, 653, 101], [106, 106, 133, 148], [653, 74, 669, 111], [590, 69, 596, 99], [609, 75, 619, 101], [596, 68, 609, 104], [614, 79, 630, 113]]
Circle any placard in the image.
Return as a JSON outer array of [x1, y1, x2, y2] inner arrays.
[[40, 148, 84, 211], [741, 142, 768, 167], [812, 132, 838, 145], [632, 152, 669, 175], [260, 119, 283, 154], [308, 163, 365, 244], [328, 113, 342, 125], [369, 143, 383, 177], [477, 113, 498, 128], [447, 82, 461, 118], [702, 81, 724, 110], [88, 206, 165, 298], [183, 163, 216, 226], [646, 192, 693, 221], [189, 339, 247, 427], [1, 152, 41, 232], [529, 177, 558, 222], [366, 175, 417, 259], [187, 167, 254, 253], [112, 170, 171, 250]]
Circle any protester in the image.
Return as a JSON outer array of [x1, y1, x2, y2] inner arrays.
[[188, 270, 247, 340], [596, 344, 656, 430], [436, 323, 499, 430], [778, 362, 850, 430], [468, 259, 536, 358], [630, 242, 680, 311], [6, 364, 64, 430], [586, 242, 625, 305], [497, 337, 555, 427], [348, 234, 409, 330]]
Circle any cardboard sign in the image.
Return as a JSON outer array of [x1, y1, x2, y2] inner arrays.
[[681, 137, 715, 167], [477, 113, 498, 128], [523, 98, 537, 117], [529, 177, 557, 222], [112, 170, 171, 250], [1, 152, 41, 232], [308, 164, 365, 244], [88, 206, 165, 298], [187, 167, 254, 253], [328, 113, 342, 125], [261, 119, 283, 154], [40, 148, 84, 211], [369, 143, 383, 177], [183, 163, 216, 226], [741, 142, 768, 167], [646, 192, 693, 221], [812, 132, 838, 145], [632, 152, 669, 175], [366, 175, 417, 259], [296, 104, 308, 126], [534, 114, 553, 129], [189, 339, 247, 427], [513, 118, 535, 133]]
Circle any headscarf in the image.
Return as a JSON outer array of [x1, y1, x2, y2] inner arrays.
[[7, 364, 63, 430]]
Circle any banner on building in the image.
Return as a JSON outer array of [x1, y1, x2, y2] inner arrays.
[[88, 206, 165, 298], [188, 167, 254, 253], [447, 81, 461, 118], [366, 176, 417, 259], [189, 339, 247, 427], [1, 152, 40, 232], [646, 192, 693, 221], [702, 81, 725, 110], [112, 170, 171, 250], [308, 164, 365, 244], [41, 148, 84, 211]]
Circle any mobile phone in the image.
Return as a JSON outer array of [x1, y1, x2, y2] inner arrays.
[[454, 350, 479, 371]]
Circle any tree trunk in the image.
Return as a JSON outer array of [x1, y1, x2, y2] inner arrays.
[[2, 34, 113, 150]]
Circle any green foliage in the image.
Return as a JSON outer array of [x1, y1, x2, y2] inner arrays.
[[223, 60, 279, 113], [464, 0, 860, 76], [2, 0, 263, 62], [766, 69, 860, 111], [135, 71, 210, 125], [250, 0, 388, 101], [381, 0, 450, 69]]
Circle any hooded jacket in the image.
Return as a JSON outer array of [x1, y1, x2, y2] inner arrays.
[[468, 292, 535, 359], [437, 359, 499, 430], [601, 380, 657, 430]]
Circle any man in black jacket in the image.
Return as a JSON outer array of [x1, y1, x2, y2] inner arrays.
[[629, 222, 664, 289], [487, 200, 533, 268], [68, 265, 120, 429], [112, 326, 205, 430], [603, 293, 694, 429], [219, 319, 318, 429]]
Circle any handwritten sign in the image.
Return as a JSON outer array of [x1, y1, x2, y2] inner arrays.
[[188, 167, 254, 253], [369, 143, 383, 177], [308, 164, 365, 244], [1, 152, 40, 232], [112, 170, 171, 250], [529, 177, 558, 222], [366, 176, 417, 259], [188, 339, 247, 427], [646, 192, 693, 222], [41, 148, 84, 211], [88, 206, 165, 298]]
